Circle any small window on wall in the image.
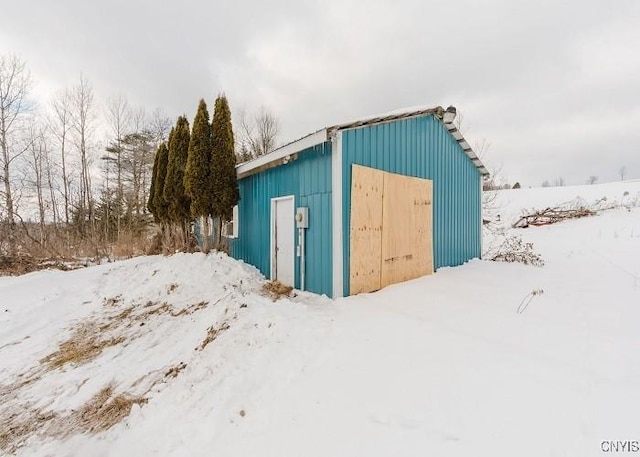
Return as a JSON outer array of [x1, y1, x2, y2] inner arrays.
[[222, 205, 239, 239]]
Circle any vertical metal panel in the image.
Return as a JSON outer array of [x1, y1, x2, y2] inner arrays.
[[341, 115, 482, 296], [231, 142, 333, 296]]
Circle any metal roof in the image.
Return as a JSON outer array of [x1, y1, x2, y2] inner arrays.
[[236, 106, 489, 178]]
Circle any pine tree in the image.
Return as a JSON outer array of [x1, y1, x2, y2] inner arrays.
[[211, 95, 240, 241], [184, 100, 214, 251], [147, 144, 160, 220], [163, 117, 191, 245], [236, 144, 252, 164], [152, 141, 169, 225]]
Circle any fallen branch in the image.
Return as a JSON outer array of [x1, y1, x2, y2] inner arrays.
[[513, 206, 595, 228]]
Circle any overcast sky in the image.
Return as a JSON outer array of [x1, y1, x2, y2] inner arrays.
[[1, 0, 639, 186]]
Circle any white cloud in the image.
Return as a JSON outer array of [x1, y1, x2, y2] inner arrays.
[[1, 0, 639, 186]]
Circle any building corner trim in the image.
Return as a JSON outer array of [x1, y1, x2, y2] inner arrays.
[[331, 130, 344, 298]]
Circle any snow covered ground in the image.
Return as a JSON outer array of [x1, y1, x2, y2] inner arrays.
[[1, 181, 639, 456]]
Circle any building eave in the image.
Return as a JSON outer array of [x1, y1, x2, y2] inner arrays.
[[236, 129, 329, 180], [235, 105, 490, 179], [443, 123, 490, 178]]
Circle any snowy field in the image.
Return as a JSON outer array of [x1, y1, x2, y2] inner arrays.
[[1, 181, 640, 456]]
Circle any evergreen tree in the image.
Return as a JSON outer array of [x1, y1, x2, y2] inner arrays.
[[151, 142, 170, 225], [211, 95, 240, 235], [236, 144, 252, 164], [185, 99, 214, 251], [164, 117, 191, 230], [147, 143, 161, 220]]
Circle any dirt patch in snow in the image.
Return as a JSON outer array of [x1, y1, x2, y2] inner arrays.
[[40, 322, 125, 370], [262, 280, 294, 301], [1, 276, 241, 454], [0, 371, 48, 453], [0, 384, 146, 454], [41, 297, 216, 372], [0, 403, 57, 453], [197, 322, 231, 351], [171, 300, 209, 317], [68, 384, 147, 434], [102, 295, 123, 307], [164, 362, 187, 378]]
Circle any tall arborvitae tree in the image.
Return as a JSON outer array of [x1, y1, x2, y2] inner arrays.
[[211, 94, 240, 241], [152, 141, 170, 228], [184, 99, 214, 252], [147, 143, 161, 220], [163, 117, 191, 245]]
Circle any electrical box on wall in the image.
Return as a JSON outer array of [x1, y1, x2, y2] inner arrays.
[[295, 207, 309, 228]]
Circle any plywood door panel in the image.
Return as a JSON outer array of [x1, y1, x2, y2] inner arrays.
[[349, 164, 384, 294], [380, 173, 433, 289]]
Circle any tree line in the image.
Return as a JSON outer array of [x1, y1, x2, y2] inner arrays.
[[0, 52, 276, 269]]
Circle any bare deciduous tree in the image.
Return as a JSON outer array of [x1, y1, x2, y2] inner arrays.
[[1, 56, 177, 267], [49, 88, 73, 224], [255, 107, 279, 155], [587, 175, 598, 185], [44, 138, 60, 227], [553, 177, 565, 187], [25, 121, 49, 243], [238, 106, 279, 160], [0, 54, 32, 228], [619, 165, 627, 181], [149, 108, 171, 144], [105, 93, 131, 237], [453, 110, 468, 135], [474, 139, 500, 206], [71, 75, 96, 235]]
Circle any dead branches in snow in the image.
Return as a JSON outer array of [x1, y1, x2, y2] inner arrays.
[[488, 234, 545, 267], [512, 207, 595, 228], [511, 193, 640, 229], [517, 289, 544, 314]]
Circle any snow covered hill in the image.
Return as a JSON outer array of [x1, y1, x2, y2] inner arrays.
[[1, 181, 640, 457]]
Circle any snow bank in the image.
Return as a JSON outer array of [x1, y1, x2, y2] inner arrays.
[[2, 182, 640, 457], [490, 179, 640, 227]]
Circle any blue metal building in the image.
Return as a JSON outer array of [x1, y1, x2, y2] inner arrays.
[[229, 106, 488, 298]]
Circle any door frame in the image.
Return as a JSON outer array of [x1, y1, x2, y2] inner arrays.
[[270, 195, 295, 283]]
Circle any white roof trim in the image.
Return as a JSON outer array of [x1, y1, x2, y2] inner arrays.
[[236, 129, 328, 179], [444, 123, 489, 177]]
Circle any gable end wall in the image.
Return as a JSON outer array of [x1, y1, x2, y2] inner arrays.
[[340, 114, 482, 296]]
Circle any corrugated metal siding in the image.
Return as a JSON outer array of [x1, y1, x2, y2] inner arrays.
[[341, 115, 482, 296], [231, 142, 333, 296]]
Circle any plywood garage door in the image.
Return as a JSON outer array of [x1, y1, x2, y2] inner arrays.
[[349, 165, 433, 295], [349, 165, 384, 295], [381, 173, 433, 288]]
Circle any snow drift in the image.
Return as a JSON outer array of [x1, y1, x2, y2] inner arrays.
[[1, 180, 640, 457]]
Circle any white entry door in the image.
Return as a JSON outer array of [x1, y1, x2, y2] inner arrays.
[[272, 196, 295, 286]]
